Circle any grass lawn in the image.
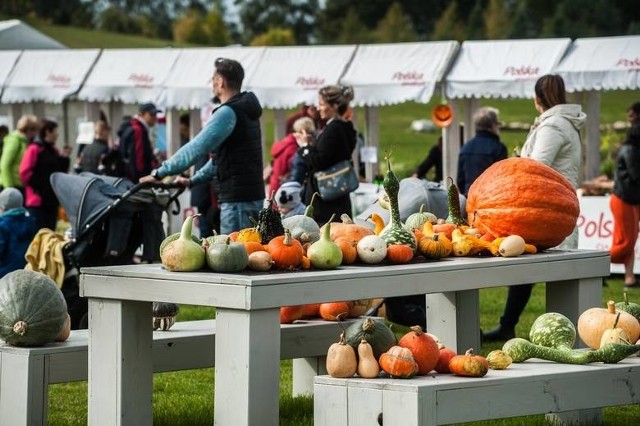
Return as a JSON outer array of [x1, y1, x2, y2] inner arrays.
[[48, 277, 640, 425]]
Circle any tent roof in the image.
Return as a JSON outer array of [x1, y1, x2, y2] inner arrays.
[[0, 20, 65, 50], [76, 48, 180, 103], [445, 38, 571, 99], [339, 41, 459, 107], [555, 35, 640, 92], [0, 50, 21, 90], [1, 49, 100, 103], [244, 45, 356, 109], [157, 46, 265, 109]]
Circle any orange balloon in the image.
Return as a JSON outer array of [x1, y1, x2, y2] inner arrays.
[[432, 104, 453, 128]]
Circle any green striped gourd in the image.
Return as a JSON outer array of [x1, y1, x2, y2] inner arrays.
[[379, 155, 416, 250]]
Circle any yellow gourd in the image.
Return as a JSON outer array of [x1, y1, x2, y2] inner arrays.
[[357, 339, 380, 378], [600, 313, 631, 346], [498, 235, 526, 257], [486, 349, 512, 370]]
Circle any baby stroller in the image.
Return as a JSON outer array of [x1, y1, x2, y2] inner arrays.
[[51, 172, 184, 329]]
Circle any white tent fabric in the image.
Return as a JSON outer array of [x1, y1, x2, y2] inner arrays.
[[339, 41, 459, 107], [0, 50, 21, 90], [555, 35, 640, 92], [244, 45, 356, 109], [1, 49, 100, 103], [157, 46, 265, 109], [0, 20, 65, 50], [76, 48, 180, 103], [446, 38, 571, 99]]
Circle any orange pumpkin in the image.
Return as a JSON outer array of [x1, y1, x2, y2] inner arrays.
[[466, 157, 579, 249], [334, 237, 358, 264], [435, 346, 457, 374], [397, 325, 440, 375], [300, 303, 321, 318], [448, 348, 489, 377], [418, 234, 451, 259], [280, 305, 304, 324], [386, 243, 414, 264], [267, 229, 304, 269], [432, 104, 453, 128], [300, 255, 311, 270], [319, 301, 352, 321], [243, 241, 266, 256], [326, 214, 374, 243], [379, 345, 419, 379]]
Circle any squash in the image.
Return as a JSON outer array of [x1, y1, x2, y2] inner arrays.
[[307, 217, 343, 269], [404, 204, 437, 231], [256, 193, 285, 244], [280, 306, 304, 324], [344, 317, 397, 360], [356, 235, 387, 264], [379, 155, 417, 249], [498, 235, 526, 257], [0, 270, 68, 347], [367, 212, 386, 235], [386, 243, 414, 264], [55, 314, 72, 342], [300, 303, 321, 318], [418, 233, 451, 259], [357, 339, 380, 378], [600, 313, 631, 346], [206, 237, 249, 272], [281, 193, 321, 244], [161, 214, 206, 272], [435, 346, 457, 373], [503, 338, 640, 364], [445, 177, 467, 226], [486, 350, 512, 370], [247, 251, 274, 271], [319, 302, 352, 321], [325, 214, 374, 243], [397, 325, 439, 375], [578, 300, 640, 349], [334, 237, 358, 264], [379, 346, 419, 379], [266, 229, 305, 270], [466, 158, 579, 249], [159, 231, 202, 256], [448, 349, 488, 377], [615, 292, 640, 324], [236, 227, 262, 243], [529, 312, 576, 351], [152, 302, 179, 331], [242, 241, 266, 256], [326, 332, 357, 378]]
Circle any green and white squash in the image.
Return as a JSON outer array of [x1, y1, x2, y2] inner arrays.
[[503, 338, 590, 364], [379, 155, 416, 250], [344, 317, 397, 360], [206, 237, 249, 272], [0, 270, 68, 347], [529, 312, 576, 350], [282, 193, 320, 244], [404, 204, 437, 231]]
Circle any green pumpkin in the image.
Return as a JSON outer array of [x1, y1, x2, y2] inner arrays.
[[0, 270, 68, 347], [404, 204, 437, 231], [344, 317, 397, 360], [206, 237, 249, 272], [615, 293, 640, 324], [529, 312, 576, 351]]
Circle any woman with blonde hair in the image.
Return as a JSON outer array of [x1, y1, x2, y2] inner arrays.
[[0, 114, 39, 190]]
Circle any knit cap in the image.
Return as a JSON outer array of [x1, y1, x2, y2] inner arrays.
[[275, 181, 302, 209], [0, 188, 23, 211]]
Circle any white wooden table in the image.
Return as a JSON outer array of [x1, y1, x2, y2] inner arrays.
[[80, 249, 609, 426]]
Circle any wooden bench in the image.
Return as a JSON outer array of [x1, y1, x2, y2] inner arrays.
[[0, 318, 347, 426], [314, 357, 640, 426]]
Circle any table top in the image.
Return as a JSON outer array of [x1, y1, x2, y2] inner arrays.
[[80, 249, 609, 310]]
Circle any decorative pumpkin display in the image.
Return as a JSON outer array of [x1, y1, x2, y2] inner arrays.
[[432, 103, 453, 128], [319, 301, 352, 321], [256, 193, 285, 244], [397, 325, 440, 375], [152, 302, 180, 331], [334, 237, 358, 264], [435, 346, 457, 373], [55, 314, 71, 342], [0, 270, 68, 347], [418, 233, 451, 259], [161, 214, 206, 272], [466, 158, 579, 249], [578, 300, 640, 349], [280, 305, 304, 324], [357, 339, 380, 378], [451, 229, 474, 256], [615, 293, 640, 324], [445, 177, 467, 226], [529, 312, 576, 351], [326, 332, 357, 378], [325, 214, 374, 243], [281, 193, 321, 244], [448, 349, 488, 377], [247, 251, 274, 271], [206, 237, 249, 272], [307, 216, 343, 269], [486, 350, 512, 370], [267, 229, 305, 270], [344, 317, 397, 360], [379, 155, 417, 250], [379, 345, 419, 379], [386, 243, 414, 264], [404, 204, 437, 231], [432, 222, 457, 240], [356, 235, 387, 264]]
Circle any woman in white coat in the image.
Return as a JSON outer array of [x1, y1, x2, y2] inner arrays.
[[484, 74, 586, 342]]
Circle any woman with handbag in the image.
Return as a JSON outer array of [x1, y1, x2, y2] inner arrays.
[[295, 85, 358, 224]]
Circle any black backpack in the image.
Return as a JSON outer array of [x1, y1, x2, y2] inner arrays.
[[102, 149, 126, 178]]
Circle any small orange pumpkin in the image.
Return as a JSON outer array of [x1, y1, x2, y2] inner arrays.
[[267, 229, 304, 269], [386, 243, 414, 264], [379, 345, 419, 379], [432, 103, 453, 128], [418, 233, 451, 259], [334, 237, 358, 264], [397, 325, 440, 375], [326, 214, 374, 243], [280, 305, 304, 324], [319, 301, 352, 321], [435, 346, 457, 374], [300, 303, 321, 318], [448, 348, 489, 377], [243, 241, 266, 256]]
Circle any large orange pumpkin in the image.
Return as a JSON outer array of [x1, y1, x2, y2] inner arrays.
[[465, 157, 579, 249]]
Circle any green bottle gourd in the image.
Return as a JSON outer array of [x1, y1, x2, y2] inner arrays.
[[379, 155, 416, 250], [445, 177, 467, 226]]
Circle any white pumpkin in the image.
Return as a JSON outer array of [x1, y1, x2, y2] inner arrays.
[[357, 235, 387, 264]]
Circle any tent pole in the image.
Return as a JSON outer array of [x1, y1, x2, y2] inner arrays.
[[584, 90, 601, 181], [442, 99, 461, 183]]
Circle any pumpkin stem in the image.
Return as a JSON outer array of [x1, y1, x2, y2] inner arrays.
[[464, 348, 475, 356], [607, 300, 616, 314], [623, 291, 630, 306], [410, 325, 424, 335], [612, 312, 621, 329], [305, 193, 318, 218], [283, 229, 293, 246], [362, 317, 375, 333], [13, 320, 28, 336], [340, 213, 354, 224]]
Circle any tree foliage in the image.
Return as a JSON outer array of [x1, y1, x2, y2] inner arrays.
[[374, 2, 418, 43], [431, 1, 465, 41], [484, 0, 512, 40], [250, 28, 296, 46], [337, 8, 373, 44], [235, 0, 318, 45], [173, 7, 232, 46]]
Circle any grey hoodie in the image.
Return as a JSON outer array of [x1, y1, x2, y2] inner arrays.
[[520, 104, 586, 189]]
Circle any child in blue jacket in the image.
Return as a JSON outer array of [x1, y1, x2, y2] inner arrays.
[[0, 188, 38, 278]]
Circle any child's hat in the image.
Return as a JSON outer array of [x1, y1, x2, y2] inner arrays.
[[275, 181, 302, 209], [0, 188, 23, 211]]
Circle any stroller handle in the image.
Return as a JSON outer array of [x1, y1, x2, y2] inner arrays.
[[127, 181, 186, 216]]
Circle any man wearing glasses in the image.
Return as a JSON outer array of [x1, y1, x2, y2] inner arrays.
[[142, 58, 264, 234]]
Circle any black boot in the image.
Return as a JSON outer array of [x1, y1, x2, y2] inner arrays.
[[481, 325, 515, 342]]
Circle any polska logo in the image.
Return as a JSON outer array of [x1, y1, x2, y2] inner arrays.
[[392, 71, 424, 86], [503, 66, 539, 76], [128, 73, 154, 87], [47, 74, 71, 88], [296, 76, 325, 90], [616, 58, 640, 69]]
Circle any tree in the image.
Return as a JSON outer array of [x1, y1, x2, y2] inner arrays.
[[173, 7, 233, 46], [509, 1, 539, 39], [98, 6, 143, 35], [337, 8, 373, 44], [484, 0, 511, 39], [431, 1, 465, 41], [374, 2, 418, 43], [465, 0, 485, 40], [541, 0, 622, 38], [250, 28, 296, 46], [202, 9, 234, 46]]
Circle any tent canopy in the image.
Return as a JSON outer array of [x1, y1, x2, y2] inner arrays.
[[0, 20, 65, 50], [445, 38, 571, 99], [339, 41, 459, 107], [157, 46, 265, 110], [0, 50, 21, 93], [555, 35, 640, 92], [1, 49, 100, 103], [76, 48, 181, 103], [244, 45, 356, 109]]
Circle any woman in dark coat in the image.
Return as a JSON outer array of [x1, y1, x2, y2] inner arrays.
[[296, 85, 357, 224]]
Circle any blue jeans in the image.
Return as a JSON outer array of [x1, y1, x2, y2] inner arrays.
[[219, 200, 263, 234]]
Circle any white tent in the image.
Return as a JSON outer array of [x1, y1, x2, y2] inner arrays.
[[555, 35, 640, 180], [442, 38, 572, 182], [0, 20, 65, 50], [1, 49, 100, 103], [0, 50, 21, 93]]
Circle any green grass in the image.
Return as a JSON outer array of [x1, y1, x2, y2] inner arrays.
[[48, 277, 640, 425]]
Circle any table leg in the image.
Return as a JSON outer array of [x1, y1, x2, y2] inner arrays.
[[88, 298, 153, 426], [426, 290, 479, 353], [214, 307, 280, 426]]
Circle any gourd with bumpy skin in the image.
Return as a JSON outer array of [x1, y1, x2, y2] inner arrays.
[[379, 154, 417, 249], [486, 350, 512, 370], [282, 193, 321, 244], [445, 177, 467, 226], [256, 193, 285, 244], [206, 237, 249, 272], [503, 338, 591, 364], [344, 317, 397, 360], [529, 312, 576, 351], [0, 270, 68, 347], [615, 292, 640, 324]]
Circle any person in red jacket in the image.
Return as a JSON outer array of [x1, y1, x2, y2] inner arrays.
[[118, 103, 160, 182], [269, 116, 316, 195]]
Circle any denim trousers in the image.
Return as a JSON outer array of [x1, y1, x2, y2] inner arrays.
[[219, 199, 263, 234]]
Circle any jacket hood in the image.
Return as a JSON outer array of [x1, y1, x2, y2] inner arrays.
[[271, 134, 297, 157], [227, 91, 263, 121], [538, 104, 586, 131], [2, 208, 36, 241]]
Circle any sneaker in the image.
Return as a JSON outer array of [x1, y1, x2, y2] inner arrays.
[[481, 325, 515, 342]]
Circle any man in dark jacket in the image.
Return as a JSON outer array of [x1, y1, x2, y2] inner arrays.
[[456, 107, 508, 196], [141, 58, 264, 234], [119, 103, 160, 182], [0, 188, 37, 278]]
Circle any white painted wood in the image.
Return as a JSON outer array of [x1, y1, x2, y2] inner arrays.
[[0, 351, 47, 426], [364, 105, 379, 181], [314, 380, 348, 426], [349, 385, 382, 426], [584, 90, 601, 180], [463, 98, 480, 143], [165, 107, 180, 158], [426, 290, 479, 353], [292, 357, 327, 396], [315, 358, 640, 425], [442, 99, 461, 182]]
